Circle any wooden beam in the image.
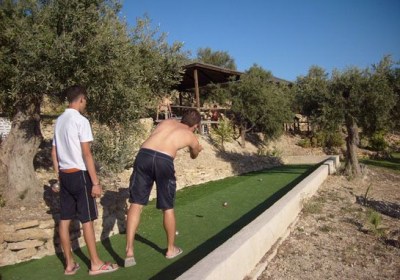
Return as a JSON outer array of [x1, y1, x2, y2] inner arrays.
[[194, 69, 200, 110]]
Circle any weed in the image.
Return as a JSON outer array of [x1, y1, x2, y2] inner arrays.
[[257, 147, 282, 157], [366, 209, 387, 238], [18, 189, 29, 200], [0, 193, 6, 207], [303, 199, 323, 215], [319, 225, 332, 233], [363, 183, 373, 206]]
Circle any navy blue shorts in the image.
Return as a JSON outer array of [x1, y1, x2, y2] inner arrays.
[[129, 148, 177, 210], [59, 170, 98, 223]]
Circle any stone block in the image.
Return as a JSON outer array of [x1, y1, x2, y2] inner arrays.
[[0, 224, 15, 233], [45, 241, 56, 254], [3, 228, 52, 242], [34, 246, 50, 259], [0, 250, 17, 266], [0, 242, 5, 253], [8, 240, 44, 251], [15, 220, 39, 230], [16, 247, 37, 260], [38, 219, 55, 229]]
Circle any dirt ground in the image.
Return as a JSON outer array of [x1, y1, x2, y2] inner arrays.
[[257, 165, 400, 280]]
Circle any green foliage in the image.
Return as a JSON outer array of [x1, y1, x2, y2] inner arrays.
[[367, 209, 384, 234], [211, 117, 233, 151], [196, 47, 237, 70], [369, 131, 388, 151], [360, 153, 400, 173], [295, 56, 398, 177], [18, 189, 28, 200], [363, 183, 373, 206], [214, 64, 293, 141], [257, 147, 282, 157], [0, 0, 185, 126], [0, 193, 5, 207], [91, 122, 145, 174], [298, 138, 311, 148], [314, 131, 344, 148]]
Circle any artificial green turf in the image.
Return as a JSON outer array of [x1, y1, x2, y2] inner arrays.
[[360, 153, 400, 173], [0, 164, 315, 280]]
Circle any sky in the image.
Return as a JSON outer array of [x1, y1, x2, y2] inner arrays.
[[121, 0, 400, 81]]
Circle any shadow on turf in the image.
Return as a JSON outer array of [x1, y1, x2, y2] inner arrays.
[[148, 164, 320, 280]]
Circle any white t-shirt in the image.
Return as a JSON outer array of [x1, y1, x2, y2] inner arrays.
[[52, 108, 93, 171]]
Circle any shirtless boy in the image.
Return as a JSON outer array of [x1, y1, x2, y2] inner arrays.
[[125, 109, 203, 267]]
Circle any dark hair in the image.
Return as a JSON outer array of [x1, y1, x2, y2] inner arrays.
[[65, 85, 87, 103], [181, 109, 201, 127]]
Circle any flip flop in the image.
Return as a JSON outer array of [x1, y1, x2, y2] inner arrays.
[[166, 247, 183, 259], [124, 256, 136, 267], [64, 262, 80, 275], [89, 262, 118, 276]]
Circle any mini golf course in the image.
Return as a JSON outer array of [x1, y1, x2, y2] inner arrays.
[[0, 164, 317, 280]]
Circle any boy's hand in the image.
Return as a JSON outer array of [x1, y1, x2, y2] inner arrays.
[[91, 185, 102, 198]]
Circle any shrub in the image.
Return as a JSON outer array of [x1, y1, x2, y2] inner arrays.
[[91, 122, 147, 174], [211, 117, 233, 151], [369, 132, 388, 151], [313, 131, 344, 148], [257, 147, 282, 157], [298, 138, 311, 148]]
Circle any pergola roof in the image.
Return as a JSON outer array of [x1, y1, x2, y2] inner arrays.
[[175, 62, 292, 91], [175, 62, 243, 91]]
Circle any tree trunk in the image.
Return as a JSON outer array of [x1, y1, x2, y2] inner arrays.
[[240, 122, 246, 148], [344, 114, 361, 178], [0, 102, 43, 206]]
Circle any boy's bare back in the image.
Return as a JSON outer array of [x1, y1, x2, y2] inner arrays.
[[141, 119, 202, 159]]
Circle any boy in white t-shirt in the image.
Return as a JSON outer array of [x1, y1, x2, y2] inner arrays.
[[52, 85, 118, 276]]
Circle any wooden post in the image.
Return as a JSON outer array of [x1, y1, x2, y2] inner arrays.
[[194, 68, 202, 134], [194, 69, 200, 111]]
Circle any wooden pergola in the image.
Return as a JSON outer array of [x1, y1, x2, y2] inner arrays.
[[175, 62, 244, 110]]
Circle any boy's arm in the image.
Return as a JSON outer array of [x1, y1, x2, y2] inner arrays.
[[51, 146, 60, 192], [81, 142, 102, 198]]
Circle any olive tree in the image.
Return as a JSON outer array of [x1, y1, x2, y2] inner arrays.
[[0, 0, 184, 205], [297, 56, 398, 178], [196, 47, 237, 70], [214, 64, 293, 147]]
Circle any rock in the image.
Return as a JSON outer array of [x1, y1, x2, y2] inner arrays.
[[3, 229, 51, 242], [14, 220, 39, 230], [16, 247, 37, 260], [0, 224, 15, 233], [0, 242, 5, 253], [0, 250, 18, 266], [38, 220, 55, 229], [8, 240, 44, 251]]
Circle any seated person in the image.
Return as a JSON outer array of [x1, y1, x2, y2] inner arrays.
[[211, 105, 219, 128], [211, 105, 219, 122], [157, 95, 173, 120]]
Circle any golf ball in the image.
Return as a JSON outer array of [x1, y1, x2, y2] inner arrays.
[[175, 231, 179, 236], [222, 202, 228, 207]]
